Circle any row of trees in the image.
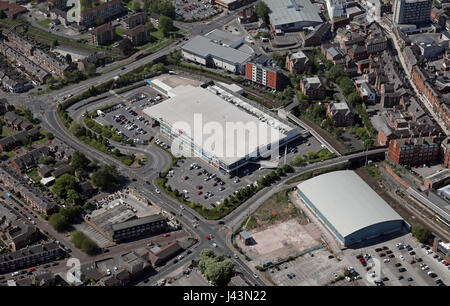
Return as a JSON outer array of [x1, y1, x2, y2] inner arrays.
[[292, 149, 336, 166], [327, 64, 376, 148], [49, 203, 94, 232]]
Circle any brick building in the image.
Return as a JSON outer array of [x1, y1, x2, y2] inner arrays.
[[388, 136, 441, 166], [327, 101, 355, 127], [245, 54, 281, 91], [285, 50, 311, 74], [300, 76, 326, 100]]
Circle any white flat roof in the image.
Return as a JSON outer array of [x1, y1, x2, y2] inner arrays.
[[143, 85, 293, 165], [297, 170, 403, 238]]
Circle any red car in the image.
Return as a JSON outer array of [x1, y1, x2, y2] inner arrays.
[[164, 233, 170, 237], [23, 206, 28, 210], [206, 235, 211, 240], [27, 267, 36, 273], [197, 190, 203, 195]]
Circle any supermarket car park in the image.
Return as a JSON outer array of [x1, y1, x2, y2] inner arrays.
[[173, 0, 223, 21], [164, 135, 323, 208], [94, 86, 165, 144]]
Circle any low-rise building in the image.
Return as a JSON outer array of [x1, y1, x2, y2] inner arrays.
[[111, 215, 167, 243], [3, 112, 33, 131], [432, 236, 450, 263], [10, 147, 49, 174], [238, 5, 257, 24], [423, 169, 450, 189], [182, 30, 253, 74], [327, 101, 354, 127], [0, 242, 60, 273], [147, 241, 183, 267], [0, 1, 27, 19], [302, 22, 331, 47], [0, 128, 41, 152], [239, 231, 252, 245], [2, 220, 40, 252], [285, 50, 311, 74], [300, 76, 326, 100], [354, 79, 376, 104]]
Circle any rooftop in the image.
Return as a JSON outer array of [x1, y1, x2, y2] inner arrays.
[[110, 214, 165, 232], [297, 170, 403, 238], [265, 0, 322, 28], [204, 29, 244, 47], [143, 84, 295, 165], [182, 35, 253, 65], [425, 169, 450, 184]]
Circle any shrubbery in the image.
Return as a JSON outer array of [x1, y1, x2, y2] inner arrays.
[[70, 230, 98, 254]]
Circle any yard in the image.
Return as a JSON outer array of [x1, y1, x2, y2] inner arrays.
[[37, 19, 52, 28]]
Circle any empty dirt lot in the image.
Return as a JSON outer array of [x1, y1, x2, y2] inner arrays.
[[238, 219, 323, 266]]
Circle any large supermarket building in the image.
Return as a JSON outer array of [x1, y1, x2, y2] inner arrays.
[[143, 83, 299, 173]]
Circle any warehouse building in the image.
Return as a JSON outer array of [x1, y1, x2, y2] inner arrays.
[[144, 83, 299, 173], [264, 0, 323, 32], [297, 170, 406, 247], [181, 29, 254, 74]]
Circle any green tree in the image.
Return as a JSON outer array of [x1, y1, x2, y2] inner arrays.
[[132, 0, 141, 11], [51, 39, 59, 48], [71, 151, 90, 171], [66, 189, 82, 205], [363, 138, 374, 149], [347, 92, 362, 106], [69, 121, 85, 137], [53, 174, 77, 199], [327, 65, 345, 83], [119, 38, 134, 56], [65, 54, 72, 64], [38, 155, 55, 165], [145, 20, 154, 32], [91, 164, 119, 190], [85, 63, 96, 77], [158, 15, 173, 37], [255, 1, 270, 23], [411, 225, 431, 243], [46, 77, 56, 89], [49, 213, 68, 231], [23, 108, 33, 122], [70, 230, 98, 254], [0, 9, 5, 19]]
